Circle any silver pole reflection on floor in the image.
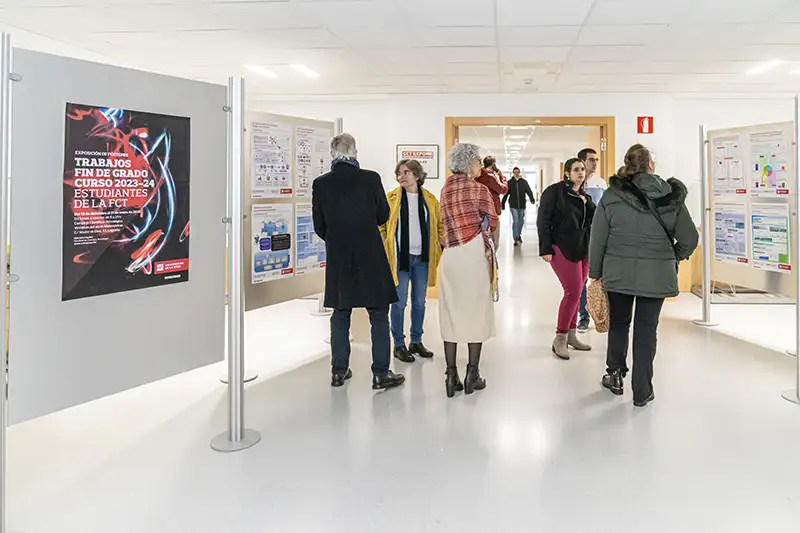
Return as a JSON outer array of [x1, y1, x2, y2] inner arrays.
[[694, 124, 719, 327], [211, 77, 261, 451], [0, 32, 11, 533], [783, 94, 800, 405]]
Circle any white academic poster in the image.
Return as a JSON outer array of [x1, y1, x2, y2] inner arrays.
[[252, 203, 294, 283], [295, 202, 326, 275], [749, 129, 790, 197], [751, 203, 791, 273], [296, 125, 332, 197], [711, 134, 746, 196], [714, 203, 748, 264], [251, 120, 293, 198]]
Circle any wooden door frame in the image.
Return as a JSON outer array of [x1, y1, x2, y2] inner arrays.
[[444, 116, 616, 182]]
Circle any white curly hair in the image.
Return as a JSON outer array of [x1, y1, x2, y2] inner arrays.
[[447, 142, 482, 174]]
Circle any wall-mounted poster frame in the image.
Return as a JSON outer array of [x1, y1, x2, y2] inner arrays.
[[396, 144, 440, 179]]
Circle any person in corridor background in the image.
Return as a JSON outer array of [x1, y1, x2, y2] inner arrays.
[[380, 159, 444, 363], [476, 155, 508, 249], [538, 157, 595, 360], [312, 133, 405, 390], [577, 147, 606, 332], [501, 166, 536, 247], [439, 143, 498, 398], [589, 144, 698, 407]]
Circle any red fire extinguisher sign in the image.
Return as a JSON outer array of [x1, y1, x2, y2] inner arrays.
[[638, 116, 654, 134]]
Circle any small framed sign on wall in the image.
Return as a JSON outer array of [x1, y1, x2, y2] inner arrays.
[[396, 144, 440, 179]]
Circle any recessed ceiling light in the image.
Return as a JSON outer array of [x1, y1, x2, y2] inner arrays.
[[244, 65, 278, 79], [746, 59, 783, 76], [290, 64, 320, 78]]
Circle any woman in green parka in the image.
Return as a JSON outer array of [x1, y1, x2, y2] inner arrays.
[[589, 144, 698, 407]]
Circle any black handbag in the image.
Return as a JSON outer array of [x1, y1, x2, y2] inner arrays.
[[628, 182, 680, 272]]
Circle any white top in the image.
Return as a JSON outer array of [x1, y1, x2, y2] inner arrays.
[[585, 174, 607, 190], [407, 192, 423, 256]]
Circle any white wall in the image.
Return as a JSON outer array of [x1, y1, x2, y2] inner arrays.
[[255, 93, 795, 220]]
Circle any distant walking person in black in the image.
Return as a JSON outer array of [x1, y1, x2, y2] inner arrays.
[[502, 166, 536, 247], [312, 133, 405, 390]]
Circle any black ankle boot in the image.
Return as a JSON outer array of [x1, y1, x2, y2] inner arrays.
[[445, 367, 463, 398], [602, 370, 624, 396], [464, 364, 486, 395]]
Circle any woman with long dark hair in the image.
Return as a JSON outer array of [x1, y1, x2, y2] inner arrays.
[[537, 158, 595, 360], [589, 144, 698, 407]]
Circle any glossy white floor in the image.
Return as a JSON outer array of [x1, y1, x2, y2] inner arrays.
[[7, 212, 800, 533]]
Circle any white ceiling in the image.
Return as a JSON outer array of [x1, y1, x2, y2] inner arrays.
[[458, 126, 596, 169], [1, 0, 800, 96]]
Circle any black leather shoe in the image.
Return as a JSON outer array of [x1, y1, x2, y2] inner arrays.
[[372, 370, 405, 390], [331, 368, 352, 387], [602, 370, 624, 396], [464, 364, 486, 395], [409, 343, 434, 359], [445, 367, 464, 398], [394, 346, 415, 363], [633, 390, 655, 407]]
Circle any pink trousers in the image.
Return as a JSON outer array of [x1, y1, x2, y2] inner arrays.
[[550, 246, 589, 334]]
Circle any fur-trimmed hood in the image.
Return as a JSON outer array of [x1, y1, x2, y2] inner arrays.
[[607, 173, 688, 213]]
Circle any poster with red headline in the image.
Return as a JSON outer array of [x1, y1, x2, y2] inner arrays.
[[62, 103, 191, 301]]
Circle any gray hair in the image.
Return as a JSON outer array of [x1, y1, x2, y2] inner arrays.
[[331, 133, 357, 160], [448, 142, 482, 174]]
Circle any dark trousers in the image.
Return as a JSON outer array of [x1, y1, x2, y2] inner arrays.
[[606, 292, 665, 402], [330, 307, 391, 377]]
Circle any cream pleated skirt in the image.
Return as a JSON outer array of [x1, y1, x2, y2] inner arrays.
[[439, 235, 496, 343]]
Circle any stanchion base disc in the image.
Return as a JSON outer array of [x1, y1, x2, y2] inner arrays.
[[692, 319, 719, 327], [781, 390, 800, 405], [786, 349, 796, 357], [210, 428, 261, 452], [220, 370, 258, 384]]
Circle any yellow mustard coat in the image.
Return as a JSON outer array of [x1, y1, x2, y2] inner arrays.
[[380, 186, 444, 287]]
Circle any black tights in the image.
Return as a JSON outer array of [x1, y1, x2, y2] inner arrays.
[[443, 342, 483, 369]]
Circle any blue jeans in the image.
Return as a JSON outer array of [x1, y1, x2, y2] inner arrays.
[[510, 208, 526, 240], [579, 283, 589, 322], [331, 307, 390, 377], [390, 255, 429, 347]]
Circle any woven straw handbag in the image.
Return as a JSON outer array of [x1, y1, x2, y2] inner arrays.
[[586, 279, 609, 333]]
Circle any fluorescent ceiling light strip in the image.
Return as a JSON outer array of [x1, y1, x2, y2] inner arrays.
[[290, 64, 320, 78], [746, 59, 783, 76], [244, 65, 278, 79]]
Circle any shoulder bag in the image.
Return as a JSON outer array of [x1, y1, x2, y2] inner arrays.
[[628, 182, 680, 272]]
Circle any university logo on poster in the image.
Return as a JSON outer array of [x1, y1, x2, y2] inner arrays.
[[62, 103, 191, 301]]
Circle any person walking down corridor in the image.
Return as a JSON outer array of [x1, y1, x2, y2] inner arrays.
[[381, 159, 444, 363], [501, 166, 536, 247], [439, 143, 499, 398], [577, 147, 606, 332], [312, 133, 405, 390], [538, 158, 595, 360], [476, 156, 508, 249], [589, 144, 698, 407]]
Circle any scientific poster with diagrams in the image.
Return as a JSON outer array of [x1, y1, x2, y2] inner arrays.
[[749, 129, 790, 196], [711, 134, 745, 195], [751, 203, 791, 273], [714, 203, 748, 264], [295, 202, 326, 274], [252, 203, 294, 283], [295, 126, 332, 197], [251, 121, 293, 198]]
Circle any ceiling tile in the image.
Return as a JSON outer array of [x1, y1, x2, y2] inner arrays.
[[211, 2, 316, 30], [569, 45, 644, 62], [411, 26, 496, 47], [588, 0, 694, 25], [329, 25, 411, 46], [500, 46, 572, 63], [427, 46, 498, 62], [577, 24, 669, 46], [441, 62, 498, 75], [687, 0, 795, 24], [395, 0, 495, 27], [497, 0, 595, 26], [497, 26, 581, 47]]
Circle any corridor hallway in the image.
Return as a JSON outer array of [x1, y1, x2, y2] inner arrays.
[[7, 212, 800, 533]]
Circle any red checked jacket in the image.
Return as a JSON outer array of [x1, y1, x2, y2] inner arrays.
[[475, 168, 509, 215], [440, 173, 499, 266]]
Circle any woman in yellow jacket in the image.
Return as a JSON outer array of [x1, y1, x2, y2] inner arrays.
[[380, 159, 444, 363]]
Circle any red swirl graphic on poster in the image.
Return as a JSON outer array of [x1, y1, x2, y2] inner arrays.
[[62, 103, 191, 301]]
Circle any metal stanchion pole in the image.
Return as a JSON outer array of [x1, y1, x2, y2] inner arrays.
[[783, 94, 800, 405], [0, 32, 11, 533], [211, 77, 261, 451], [694, 124, 719, 327]]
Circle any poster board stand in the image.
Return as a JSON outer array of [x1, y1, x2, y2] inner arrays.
[[0, 31, 10, 533], [783, 94, 800, 406], [694, 124, 719, 327], [211, 77, 261, 452]]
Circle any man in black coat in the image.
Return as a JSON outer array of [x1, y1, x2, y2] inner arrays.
[[312, 133, 405, 390]]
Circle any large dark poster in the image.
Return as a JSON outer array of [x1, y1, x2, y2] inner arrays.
[[62, 103, 191, 301]]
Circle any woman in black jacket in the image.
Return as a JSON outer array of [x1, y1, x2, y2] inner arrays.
[[537, 158, 596, 360]]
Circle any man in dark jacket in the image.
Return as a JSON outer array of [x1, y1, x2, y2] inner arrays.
[[501, 166, 535, 246], [475, 156, 508, 248], [312, 133, 405, 390]]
